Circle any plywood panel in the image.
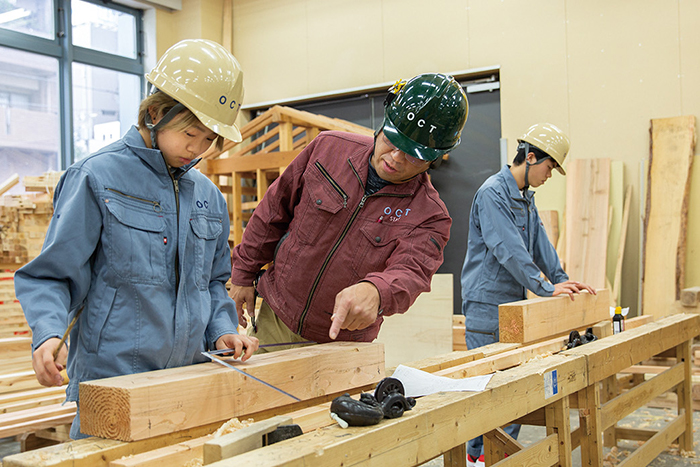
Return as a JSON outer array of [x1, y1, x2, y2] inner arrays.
[[642, 116, 696, 318], [565, 158, 610, 289], [539, 210, 559, 248], [375, 273, 452, 368]]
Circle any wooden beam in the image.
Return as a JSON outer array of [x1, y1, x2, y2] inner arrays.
[[203, 150, 301, 175], [600, 363, 683, 431], [0, 403, 76, 438], [565, 313, 700, 383], [0, 173, 20, 196], [203, 416, 292, 464], [2, 422, 225, 467], [198, 354, 587, 466], [499, 289, 610, 344], [79, 342, 384, 441], [617, 416, 684, 467]]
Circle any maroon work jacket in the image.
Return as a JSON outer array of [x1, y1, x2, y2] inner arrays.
[[231, 131, 451, 343]]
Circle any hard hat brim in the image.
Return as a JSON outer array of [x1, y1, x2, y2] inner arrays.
[[383, 118, 457, 162], [192, 107, 242, 143]]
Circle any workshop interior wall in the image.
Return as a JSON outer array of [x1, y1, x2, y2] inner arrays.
[[155, 0, 700, 316]]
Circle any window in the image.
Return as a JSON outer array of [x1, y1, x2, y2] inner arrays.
[[0, 0, 143, 195]]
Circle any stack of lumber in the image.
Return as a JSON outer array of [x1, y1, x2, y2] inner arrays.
[[198, 105, 373, 245], [0, 271, 30, 338], [0, 271, 74, 446], [0, 192, 53, 266], [22, 172, 63, 194]]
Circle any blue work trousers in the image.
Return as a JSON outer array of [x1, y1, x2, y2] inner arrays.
[[464, 300, 521, 459]]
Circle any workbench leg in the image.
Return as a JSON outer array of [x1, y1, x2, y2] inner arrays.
[[676, 339, 693, 452], [546, 396, 573, 467], [601, 375, 618, 447], [483, 431, 504, 466], [483, 427, 523, 466], [443, 443, 467, 467], [578, 384, 603, 467]]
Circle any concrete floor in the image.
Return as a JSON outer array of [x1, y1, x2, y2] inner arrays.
[[2, 406, 699, 465]]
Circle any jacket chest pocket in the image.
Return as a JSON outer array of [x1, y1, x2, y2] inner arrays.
[[190, 215, 223, 290], [351, 221, 408, 278], [105, 198, 167, 284], [294, 164, 345, 245]]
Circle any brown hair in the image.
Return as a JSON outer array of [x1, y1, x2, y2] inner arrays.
[[138, 91, 225, 150]]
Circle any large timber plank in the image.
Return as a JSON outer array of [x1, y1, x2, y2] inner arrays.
[[79, 342, 384, 441], [499, 289, 610, 344], [565, 158, 611, 289], [565, 313, 700, 383], [205, 354, 587, 467], [642, 116, 696, 319]]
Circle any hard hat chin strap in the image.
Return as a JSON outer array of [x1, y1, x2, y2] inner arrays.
[[522, 141, 552, 191], [144, 87, 186, 150]]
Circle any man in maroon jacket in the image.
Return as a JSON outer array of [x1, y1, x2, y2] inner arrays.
[[230, 73, 469, 350]]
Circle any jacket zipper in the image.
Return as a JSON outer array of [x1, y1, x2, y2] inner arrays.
[[296, 159, 410, 334], [167, 172, 181, 289], [315, 161, 348, 208], [105, 188, 162, 212]]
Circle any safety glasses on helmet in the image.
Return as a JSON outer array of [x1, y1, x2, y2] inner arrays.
[[382, 133, 429, 167]]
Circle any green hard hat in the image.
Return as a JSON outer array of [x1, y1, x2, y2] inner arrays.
[[382, 73, 469, 162]]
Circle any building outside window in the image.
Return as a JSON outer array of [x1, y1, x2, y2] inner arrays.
[[0, 0, 143, 194]]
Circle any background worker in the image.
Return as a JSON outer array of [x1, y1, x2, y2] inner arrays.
[[15, 39, 258, 439], [229, 73, 468, 350], [460, 122, 596, 467]]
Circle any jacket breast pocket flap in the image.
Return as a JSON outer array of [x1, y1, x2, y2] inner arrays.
[[305, 169, 344, 215], [359, 223, 401, 247], [190, 216, 222, 239], [106, 201, 165, 233]]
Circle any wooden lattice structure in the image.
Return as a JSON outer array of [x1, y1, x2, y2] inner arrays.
[[198, 105, 373, 245]]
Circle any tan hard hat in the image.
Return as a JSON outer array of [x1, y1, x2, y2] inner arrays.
[[517, 123, 570, 175], [146, 39, 244, 142]]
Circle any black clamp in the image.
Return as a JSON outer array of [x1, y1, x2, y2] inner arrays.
[[329, 377, 416, 428], [565, 327, 598, 349]]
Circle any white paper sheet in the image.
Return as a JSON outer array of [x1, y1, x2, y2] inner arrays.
[[391, 364, 494, 398]]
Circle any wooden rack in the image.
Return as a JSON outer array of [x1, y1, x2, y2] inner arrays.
[[198, 105, 373, 245]]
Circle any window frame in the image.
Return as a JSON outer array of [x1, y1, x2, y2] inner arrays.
[[0, 0, 144, 170]]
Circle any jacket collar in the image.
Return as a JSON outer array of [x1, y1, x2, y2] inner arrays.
[[500, 164, 534, 202], [350, 140, 422, 196], [123, 126, 170, 175], [122, 126, 200, 180]]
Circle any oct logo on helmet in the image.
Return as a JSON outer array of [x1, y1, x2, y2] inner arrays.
[[382, 73, 469, 162], [146, 39, 245, 142]]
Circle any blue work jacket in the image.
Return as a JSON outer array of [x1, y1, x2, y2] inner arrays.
[[15, 126, 238, 404], [460, 165, 568, 309]]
